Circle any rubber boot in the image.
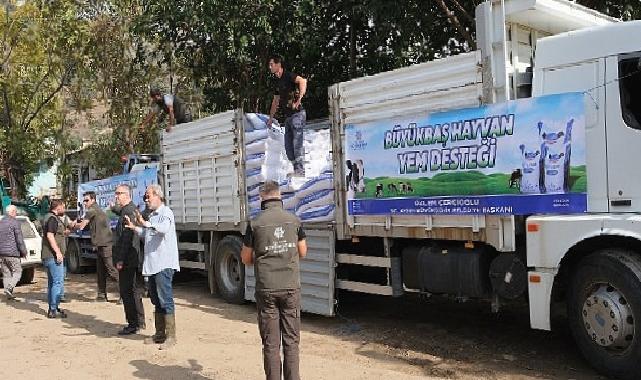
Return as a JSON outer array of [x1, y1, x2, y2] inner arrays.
[[160, 314, 176, 349], [145, 312, 166, 344]]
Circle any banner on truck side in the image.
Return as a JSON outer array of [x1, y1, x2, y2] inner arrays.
[[77, 168, 158, 219], [344, 92, 587, 216]]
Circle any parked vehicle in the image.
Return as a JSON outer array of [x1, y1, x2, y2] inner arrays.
[[65, 154, 159, 273], [0, 215, 41, 285]]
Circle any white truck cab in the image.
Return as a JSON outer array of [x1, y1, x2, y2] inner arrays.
[[525, 19, 641, 377]]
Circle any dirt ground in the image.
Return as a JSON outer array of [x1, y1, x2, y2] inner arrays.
[[0, 269, 611, 380]]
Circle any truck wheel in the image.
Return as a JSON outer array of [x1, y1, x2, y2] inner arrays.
[[208, 242, 219, 295], [18, 267, 35, 285], [568, 250, 641, 380], [214, 235, 245, 304], [66, 239, 85, 274]]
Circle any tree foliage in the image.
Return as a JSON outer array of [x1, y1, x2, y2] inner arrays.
[[135, 0, 484, 120], [0, 0, 90, 197]]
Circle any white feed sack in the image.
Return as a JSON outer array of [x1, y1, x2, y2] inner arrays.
[[244, 113, 336, 223]]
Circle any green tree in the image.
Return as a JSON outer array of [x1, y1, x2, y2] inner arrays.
[[66, 0, 176, 184], [577, 0, 641, 20], [134, 0, 485, 120], [0, 0, 90, 198]]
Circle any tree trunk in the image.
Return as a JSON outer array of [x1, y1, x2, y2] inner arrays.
[[435, 0, 477, 51], [6, 157, 26, 199], [348, 5, 357, 79]]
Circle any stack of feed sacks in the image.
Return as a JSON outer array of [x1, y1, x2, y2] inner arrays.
[[245, 113, 291, 218], [292, 128, 334, 222], [244, 113, 335, 223]]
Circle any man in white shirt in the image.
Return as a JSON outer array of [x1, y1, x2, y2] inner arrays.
[[125, 184, 180, 347]]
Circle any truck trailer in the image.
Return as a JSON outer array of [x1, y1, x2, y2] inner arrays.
[[83, 1, 641, 378]]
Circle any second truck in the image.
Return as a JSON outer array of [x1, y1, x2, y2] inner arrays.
[[69, 1, 641, 378]]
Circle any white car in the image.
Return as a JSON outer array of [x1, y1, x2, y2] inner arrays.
[[0, 215, 41, 285]]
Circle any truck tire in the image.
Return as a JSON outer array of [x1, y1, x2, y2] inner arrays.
[[18, 267, 35, 285], [66, 239, 85, 274], [568, 249, 641, 380], [208, 242, 220, 295], [214, 235, 245, 304]]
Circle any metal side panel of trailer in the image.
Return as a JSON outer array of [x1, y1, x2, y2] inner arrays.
[[329, 51, 517, 252], [245, 228, 336, 317], [161, 110, 247, 231]]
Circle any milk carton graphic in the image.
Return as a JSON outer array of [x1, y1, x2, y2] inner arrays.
[[518, 144, 541, 194], [539, 119, 573, 194]]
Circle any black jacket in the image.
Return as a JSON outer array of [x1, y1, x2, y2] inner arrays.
[[112, 202, 141, 269]]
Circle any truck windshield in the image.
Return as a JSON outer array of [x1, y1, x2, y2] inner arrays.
[[619, 53, 641, 130]]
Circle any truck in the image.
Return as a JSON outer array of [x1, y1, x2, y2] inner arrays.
[[74, 0, 640, 378], [1, 178, 49, 223], [65, 154, 159, 273]]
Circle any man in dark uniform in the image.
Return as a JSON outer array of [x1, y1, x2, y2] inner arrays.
[[266, 54, 308, 177], [140, 88, 192, 133], [75, 191, 118, 302], [41, 200, 68, 318], [113, 184, 146, 335], [241, 180, 308, 380]]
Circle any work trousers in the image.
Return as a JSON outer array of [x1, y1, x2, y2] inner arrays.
[[0, 257, 22, 291], [284, 110, 306, 172], [119, 266, 145, 328], [256, 289, 301, 380], [96, 246, 119, 295]]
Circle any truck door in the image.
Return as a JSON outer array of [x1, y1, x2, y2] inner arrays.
[[534, 58, 608, 212], [605, 52, 641, 212]]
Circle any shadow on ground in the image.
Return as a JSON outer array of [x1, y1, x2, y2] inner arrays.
[[130, 359, 213, 380], [12, 268, 608, 380]]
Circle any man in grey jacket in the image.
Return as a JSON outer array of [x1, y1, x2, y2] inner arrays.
[[0, 205, 27, 300]]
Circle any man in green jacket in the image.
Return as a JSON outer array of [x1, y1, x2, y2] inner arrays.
[[75, 191, 118, 301]]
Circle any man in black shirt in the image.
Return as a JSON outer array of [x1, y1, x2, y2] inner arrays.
[[140, 88, 192, 133], [113, 184, 146, 335], [266, 55, 308, 177], [41, 200, 68, 318]]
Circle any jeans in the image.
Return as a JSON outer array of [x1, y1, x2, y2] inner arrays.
[[284, 109, 306, 171], [61, 262, 67, 298], [149, 268, 175, 314], [256, 289, 301, 380], [43, 257, 65, 311]]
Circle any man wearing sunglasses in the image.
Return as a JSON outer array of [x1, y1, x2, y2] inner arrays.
[[113, 185, 146, 335], [75, 191, 118, 302]]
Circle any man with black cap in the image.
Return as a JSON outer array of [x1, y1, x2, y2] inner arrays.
[[241, 180, 308, 380]]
